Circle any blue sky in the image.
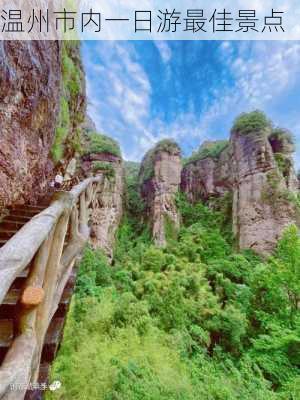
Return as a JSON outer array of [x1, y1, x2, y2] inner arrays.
[[82, 41, 300, 166]]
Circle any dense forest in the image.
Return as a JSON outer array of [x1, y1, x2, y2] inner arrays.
[[47, 158, 300, 400]]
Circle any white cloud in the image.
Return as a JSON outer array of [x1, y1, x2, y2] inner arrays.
[[84, 40, 300, 165], [154, 41, 172, 63]]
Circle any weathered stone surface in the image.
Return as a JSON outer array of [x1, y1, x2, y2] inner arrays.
[[140, 141, 182, 247], [181, 128, 298, 255], [83, 152, 124, 259], [181, 141, 232, 203], [0, 41, 61, 210], [0, 41, 86, 214], [64, 158, 77, 181], [231, 130, 298, 255]]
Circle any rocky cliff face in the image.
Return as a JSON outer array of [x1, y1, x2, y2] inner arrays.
[[181, 141, 232, 203], [0, 41, 86, 216], [181, 112, 299, 255], [139, 140, 182, 247], [0, 41, 60, 212], [231, 124, 298, 255], [81, 134, 124, 259]]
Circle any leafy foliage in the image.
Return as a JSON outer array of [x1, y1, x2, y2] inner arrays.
[[48, 193, 300, 399], [139, 139, 180, 183], [124, 161, 145, 222], [232, 110, 271, 137], [51, 41, 84, 163], [184, 140, 229, 165], [51, 97, 70, 162], [274, 153, 292, 178], [92, 161, 116, 179], [84, 132, 121, 157], [269, 128, 295, 148]]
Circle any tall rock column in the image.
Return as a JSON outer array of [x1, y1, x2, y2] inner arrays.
[[181, 140, 232, 203], [231, 112, 298, 255], [139, 140, 182, 247], [81, 134, 124, 260]]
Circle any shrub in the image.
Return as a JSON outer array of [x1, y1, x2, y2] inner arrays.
[[231, 110, 271, 137], [269, 128, 295, 148], [139, 139, 181, 183], [184, 140, 229, 165], [85, 132, 121, 157], [48, 195, 300, 399], [92, 161, 116, 179], [51, 42, 84, 163], [51, 96, 70, 163]]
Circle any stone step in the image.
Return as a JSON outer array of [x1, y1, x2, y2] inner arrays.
[[13, 267, 30, 289], [13, 205, 46, 211], [0, 229, 18, 240], [8, 214, 32, 222], [41, 318, 65, 363], [0, 319, 14, 364], [0, 288, 21, 319], [9, 208, 42, 218], [0, 219, 27, 231]]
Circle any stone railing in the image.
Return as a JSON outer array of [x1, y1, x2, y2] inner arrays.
[[0, 175, 103, 399]]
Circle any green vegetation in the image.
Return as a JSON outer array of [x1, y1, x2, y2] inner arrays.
[[232, 110, 271, 137], [51, 97, 70, 162], [274, 153, 292, 177], [269, 128, 295, 148], [61, 46, 81, 101], [139, 139, 180, 183], [84, 132, 121, 158], [51, 42, 84, 163], [92, 161, 116, 180], [124, 161, 145, 222], [48, 182, 300, 399], [184, 140, 229, 165]]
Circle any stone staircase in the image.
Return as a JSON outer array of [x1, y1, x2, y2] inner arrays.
[[0, 203, 77, 397]]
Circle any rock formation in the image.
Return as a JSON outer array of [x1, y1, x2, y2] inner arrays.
[[231, 116, 299, 255], [181, 140, 232, 203], [139, 140, 182, 247], [0, 41, 60, 211], [81, 134, 124, 259], [0, 41, 86, 215], [182, 111, 299, 255]]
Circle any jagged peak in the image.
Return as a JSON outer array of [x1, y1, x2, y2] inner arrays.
[[83, 132, 122, 159], [139, 139, 181, 183], [231, 110, 272, 137]]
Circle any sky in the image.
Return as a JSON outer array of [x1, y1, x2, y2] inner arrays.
[[82, 40, 300, 166]]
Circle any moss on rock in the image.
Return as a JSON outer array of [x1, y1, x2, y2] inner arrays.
[[51, 41, 85, 164]]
